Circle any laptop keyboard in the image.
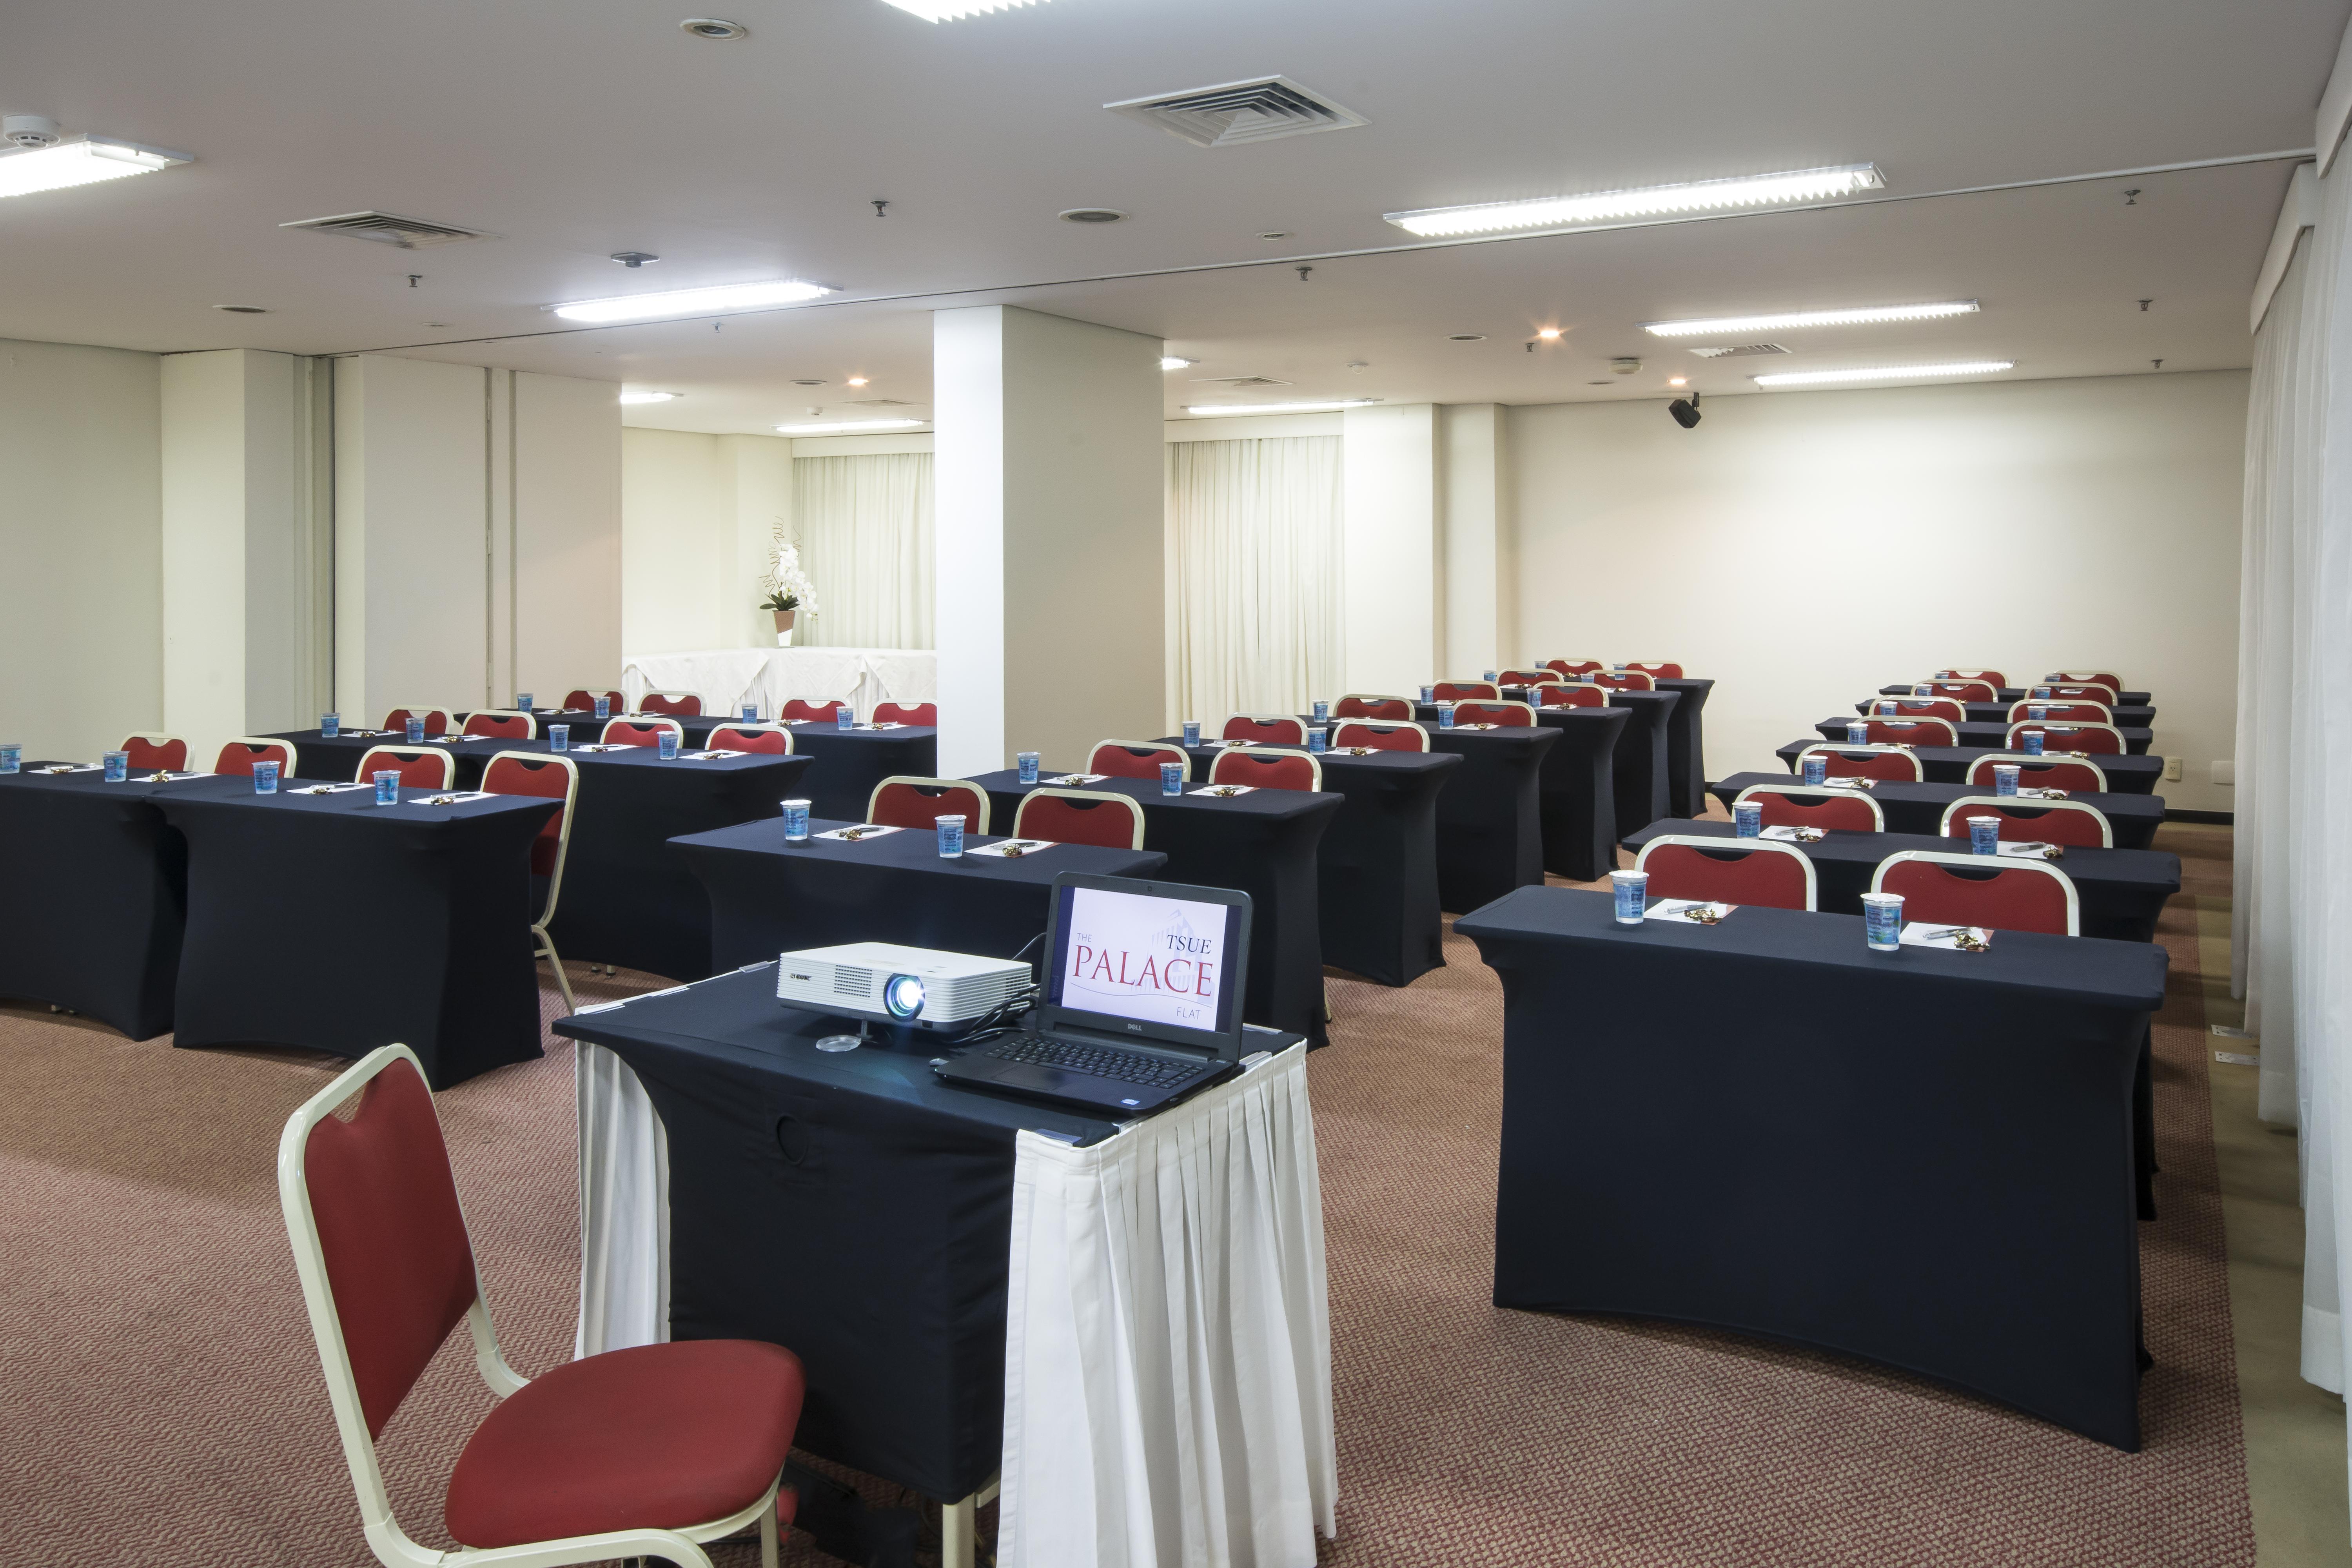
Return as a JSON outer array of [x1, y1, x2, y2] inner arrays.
[[985, 1035, 1200, 1088]]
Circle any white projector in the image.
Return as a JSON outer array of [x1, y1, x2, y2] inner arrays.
[[775, 942, 1031, 1033]]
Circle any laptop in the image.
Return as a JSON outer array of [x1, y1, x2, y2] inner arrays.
[[933, 871, 1253, 1115]]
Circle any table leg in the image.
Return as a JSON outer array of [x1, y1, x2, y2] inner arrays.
[[941, 1475, 1001, 1568]]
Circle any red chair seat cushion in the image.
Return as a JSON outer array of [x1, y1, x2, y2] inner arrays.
[[444, 1339, 804, 1549]]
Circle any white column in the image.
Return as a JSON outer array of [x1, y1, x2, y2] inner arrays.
[[932, 306, 1164, 776], [1440, 403, 1512, 674], [512, 371, 623, 697], [1341, 403, 1440, 693], [721, 433, 795, 650]]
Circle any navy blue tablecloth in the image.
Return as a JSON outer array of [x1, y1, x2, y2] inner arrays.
[[1457, 884, 2167, 1450], [1528, 709, 1628, 882], [1494, 690, 1680, 834], [1858, 699, 2158, 728], [1774, 739, 2165, 795], [1655, 678, 1716, 816], [1397, 717, 1560, 911], [1879, 683, 2152, 708], [1711, 771, 2167, 850], [1815, 717, 2154, 755]]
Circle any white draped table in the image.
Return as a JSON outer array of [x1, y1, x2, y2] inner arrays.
[[621, 646, 936, 722]]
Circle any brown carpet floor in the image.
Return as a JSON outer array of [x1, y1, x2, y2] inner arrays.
[[0, 825, 2249, 1566]]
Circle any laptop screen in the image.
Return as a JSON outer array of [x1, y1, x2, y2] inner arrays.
[[1046, 881, 1243, 1043]]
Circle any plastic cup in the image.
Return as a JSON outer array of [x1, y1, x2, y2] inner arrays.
[[515, 693, 533, 713], [1994, 764, 2021, 797], [1181, 721, 1201, 748], [0, 744, 19, 775], [1969, 815, 2001, 855], [1611, 869, 1649, 925], [937, 816, 964, 858], [1439, 706, 1456, 730], [1483, 670, 1498, 683], [1017, 751, 1040, 786], [1308, 726, 1328, 753], [406, 717, 425, 744], [836, 704, 853, 730], [2022, 730, 2045, 757], [2033, 685, 2053, 698], [1802, 753, 1828, 786], [658, 730, 680, 760], [253, 760, 279, 795], [374, 770, 401, 806], [594, 696, 611, 720], [103, 751, 129, 782], [2028, 704, 2048, 720], [1312, 700, 1329, 723], [1160, 762, 1184, 795], [1878, 701, 1896, 716], [1913, 684, 1932, 697], [742, 702, 759, 722], [782, 799, 811, 842], [1863, 892, 1904, 951], [1733, 800, 1762, 838], [1419, 684, 1435, 703], [321, 712, 340, 739], [1846, 722, 1869, 744], [549, 724, 570, 752]]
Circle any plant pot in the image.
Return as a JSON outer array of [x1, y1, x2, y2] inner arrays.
[[773, 608, 796, 648]]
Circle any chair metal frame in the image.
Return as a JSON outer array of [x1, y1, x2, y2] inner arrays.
[[1937, 795, 2114, 848], [485, 750, 581, 1016], [1634, 833, 1818, 911], [1014, 786, 1147, 849], [1965, 751, 2112, 793], [867, 775, 992, 835], [1210, 746, 1323, 791], [1089, 740, 1191, 781], [1870, 850, 2081, 936], [354, 746, 456, 791], [1330, 720, 1430, 751], [1793, 742, 1926, 782], [1731, 780, 1887, 831], [2004, 720, 2128, 755]]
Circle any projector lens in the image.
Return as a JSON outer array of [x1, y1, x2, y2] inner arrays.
[[884, 973, 926, 1021]]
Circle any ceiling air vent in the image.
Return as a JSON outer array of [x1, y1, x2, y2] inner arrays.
[[279, 211, 497, 249], [1105, 76, 1368, 148], [848, 398, 917, 408], [1688, 343, 1790, 359], [1195, 375, 1292, 388]]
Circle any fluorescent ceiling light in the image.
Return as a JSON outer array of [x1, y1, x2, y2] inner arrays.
[[1643, 300, 1979, 338], [1384, 163, 1883, 238], [617, 391, 677, 405], [552, 279, 834, 323], [1160, 356, 1195, 370], [877, 0, 1047, 18], [1753, 360, 2014, 387], [1183, 399, 1380, 416], [0, 136, 192, 200], [775, 418, 929, 434]]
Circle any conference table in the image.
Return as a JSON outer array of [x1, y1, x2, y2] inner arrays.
[[1172, 738, 1460, 986], [1456, 885, 2168, 1450], [675, 816, 1166, 972], [559, 972, 1332, 1557], [1393, 717, 1559, 911], [1456, 702, 1630, 880], [156, 779, 559, 1089], [1878, 682, 2154, 708], [1857, 698, 2158, 729], [1773, 740, 2167, 794], [1813, 717, 2155, 756], [1713, 771, 2167, 850], [672, 714, 937, 822], [969, 770, 1339, 1043], [1621, 818, 2182, 944], [1482, 692, 1677, 837], [1505, 681, 1712, 820]]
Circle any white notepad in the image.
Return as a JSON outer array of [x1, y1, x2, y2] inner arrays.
[[1900, 922, 1993, 951], [814, 824, 904, 842], [1645, 898, 1737, 924]]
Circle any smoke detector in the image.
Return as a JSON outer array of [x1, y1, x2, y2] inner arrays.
[[1105, 76, 1368, 148], [1610, 357, 1642, 376], [2, 115, 60, 149]]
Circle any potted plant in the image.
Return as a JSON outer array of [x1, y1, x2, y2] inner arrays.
[[761, 539, 820, 646]]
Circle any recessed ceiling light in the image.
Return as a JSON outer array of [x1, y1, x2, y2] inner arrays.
[[846, 376, 869, 387], [1160, 356, 1196, 370], [792, 378, 827, 387], [680, 18, 748, 39], [1447, 334, 1486, 342], [1258, 231, 1291, 240], [1644, 300, 1978, 338], [775, 417, 930, 434], [1385, 163, 1884, 238], [1753, 360, 2014, 387], [1535, 328, 1562, 340], [878, 0, 1048, 18], [214, 305, 271, 314], [619, 391, 679, 405], [0, 135, 192, 200], [1668, 376, 1688, 387], [551, 279, 833, 323], [1184, 399, 1381, 416], [1059, 207, 1128, 224]]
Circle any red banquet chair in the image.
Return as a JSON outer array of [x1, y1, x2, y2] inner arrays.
[[463, 710, 537, 740], [1857, 717, 1956, 746], [1332, 720, 1428, 752], [872, 701, 937, 727], [2007, 722, 2126, 755], [1873, 851, 2080, 935], [782, 698, 850, 724], [868, 776, 991, 835], [641, 691, 703, 717], [1625, 661, 1684, 679], [354, 746, 456, 791], [1089, 740, 1189, 781], [564, 688, 624, 714], [1937, 795, 2113, 849], [1799, 744, 1924, 783], [1940, 668, 2009, 689], [1223, 714, 1307, 745], [483, 751, 582, 1012], [1966, 752, 2110, 794], [118, 733, 189, 771], [1589, 670, 1654, 692], [383, 706, 452, 738], [1732, 782, 1885, 832], [1210, 748, 1322, 791], [1431, 681, 1500, 702], [214, 737, 296, 777], [1334, 693, 1414, 720], [278, 1045, 804, 1568], [1866, 696, 1967, 723], [1449, 700, 1535, 727], [1497, 669, 1561, 687], [1922, 679, 1998, 703], [1543, 659, 1606, 677], [1538, 683, 1607, 709], [2045, 670, 2123, 693], [601, 717, 682, 749], [1634, 836, 1817, 911], [2006, 699, 2112, 724], [708, 724, 792, 754], [1014, 788, 1146, 849], [2042, 681, 2121, 704]]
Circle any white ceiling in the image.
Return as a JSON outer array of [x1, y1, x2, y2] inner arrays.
[[1, 0, 2341, 429]]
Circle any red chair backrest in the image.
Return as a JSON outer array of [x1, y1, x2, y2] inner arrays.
[[641, 693, 702, 716], [2011, 701, 2110, 723], [1451, 701, 1533, 727], [1869, 697, 1966, 722], [1497, 670, 1558, 686], [1877, 858, 2073, 935], [1941, 801, 2109, 849], [1210, 749, 1319, 791], [2047, 671, 2122, 692], [2045, 683, 2118, 703], [1813, 747, 1920, 782], [1589, 670, 1653, 691], [1966, 755, 2107, 793], [783, 699, 849, 724], [869, 779, 989, 834], [382, 708, 450, 737], [1860, 719, 1952, 747], [213, 740, 291, 777], [354, 747, 453, 790], [1431, 682, 1499, 702], [1222, 715, 1306, 744], [1944, 669, 2009, 688], [873, 702, 937, 726], [602, 721, 671, 749], [1625, 662, 1685, 679], [708, 725, 789, 754], [120, 735, 187, 771], [1926, 679, 1997, 702], [1744, 789, 1880, 832], [1544, 659, 1606, 677], [1538, 684, 1606, 709], [2011, 724, 2123, 755], [1015, 790, 1145, 849], [564, 689, 623, 712], [1089, 742, 1186, 780], [481, 754, 572, 875], [299, 1056, 478, 1438], [463, 712, 532, 739], [1638, 842, 1811, 911], [1332, 722, 1425, 751], [1334, 696, 1412, 720]]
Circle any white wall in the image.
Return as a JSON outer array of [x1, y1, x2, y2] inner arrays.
[[1510, 370, 2249, 811], [620, 427, 795, 654], [510, 371, 622, 701], [1341, 403, 1439, 696], [0, 338, 163, 763]]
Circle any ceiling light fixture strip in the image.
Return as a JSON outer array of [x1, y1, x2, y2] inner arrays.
[[1183, 400, 1380, 416], [551, 279, 835, 323], [1752, 361, 2015, 387], [1643, 300, 1979, 337], [0, 136, 192, 199], [1385, 163, 1883, 238]]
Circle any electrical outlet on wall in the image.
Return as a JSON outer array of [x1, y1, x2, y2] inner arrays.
[[2163, 757, 2182, 782]]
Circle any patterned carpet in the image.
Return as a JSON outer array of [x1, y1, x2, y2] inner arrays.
[[0, 826, 2249, 1566]]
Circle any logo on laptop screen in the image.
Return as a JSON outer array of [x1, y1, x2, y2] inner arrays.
[[1063, 887, 1228, 1031]]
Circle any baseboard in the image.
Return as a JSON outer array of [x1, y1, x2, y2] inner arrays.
[[2165, 809, 2235, 825]]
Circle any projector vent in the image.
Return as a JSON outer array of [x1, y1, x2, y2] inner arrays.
[[1196, 375, 1292, 388], [1105, 76, 1368, 148], [279, 211, 497, 249], [1688, 343, 1790, 359], [833, 966, 873, 996]]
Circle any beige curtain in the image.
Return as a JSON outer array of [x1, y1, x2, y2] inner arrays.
[[793, 452, 934, 649]]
